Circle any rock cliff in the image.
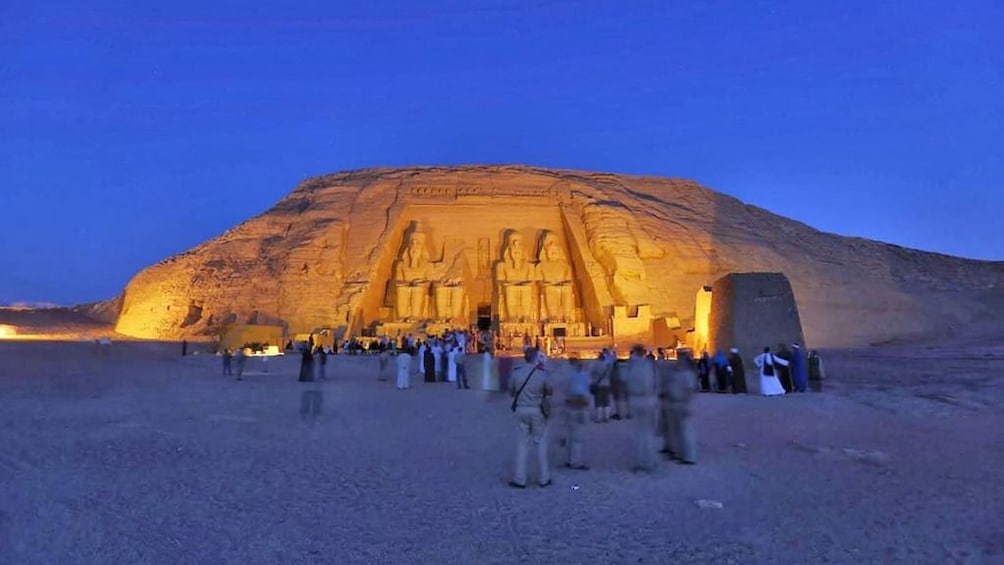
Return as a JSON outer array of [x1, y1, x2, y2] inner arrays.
[[110, 165, 1003, 347]]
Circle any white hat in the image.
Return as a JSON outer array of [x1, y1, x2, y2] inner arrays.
[[729, 347, 739, 354]]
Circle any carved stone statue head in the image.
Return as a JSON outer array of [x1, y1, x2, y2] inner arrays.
[[505, 233, 525, 266], [405, 232, 428, 266], [539, 232, 566, 263]]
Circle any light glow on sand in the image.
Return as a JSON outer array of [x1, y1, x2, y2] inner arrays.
[[0, 324, 18, 339]]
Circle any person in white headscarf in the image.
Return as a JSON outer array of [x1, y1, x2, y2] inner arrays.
[[432, 340, 444, 381], [754, 346, 788, 397], [395, 347, 412, 389], [417, 341, 427, 379], [446, 346, 458, 383]]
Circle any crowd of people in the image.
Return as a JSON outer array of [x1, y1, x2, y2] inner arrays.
[[506, 344, 825, 488], [506, 345, 701, 487], [215, 332, 826, 487]]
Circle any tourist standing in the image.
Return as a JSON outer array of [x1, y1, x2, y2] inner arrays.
[[235, 348, 247, 380], [790, 343, 808, 392], [315, 346, 327, 380], [423, 345, 436, 383], [455, 347, 469, 389], [590, 353, 613, 422], [395, 347, 411, 389], [659, 351, 698, 464], [728, 348, 747, 394], [774, 345, 794, 393], [446, 346, 458, 383], [697, 352, 712, 392], [626, 345, 658, 472], [378, 349, 390, 381], [712, 350, 732, 392], [432, 341, 444, 381], [509, 347, 552, 488], [808, 350, 825, 392], [481, 350, 494, 390], [417, 341, 427, 380], [181, 340, 188, 356], [563, 356, 591, 470], [222, 348, 233, 376], [611, 358, 632, 420], [754, 347, 788, 396], [299, 345, 314, 382]]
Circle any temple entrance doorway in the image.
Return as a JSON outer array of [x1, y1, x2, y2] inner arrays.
[[476, 303, 492, 331]]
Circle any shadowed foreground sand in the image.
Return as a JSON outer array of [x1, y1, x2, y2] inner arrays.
[[0, 341, 1002, 564]]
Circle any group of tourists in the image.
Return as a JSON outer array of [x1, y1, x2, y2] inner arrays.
[[695, 349, 750, 393], [507, 345, 700, 488], [216, 333, 826, 488], [753, 344, 826, 396], [374, 330, 475, 390]]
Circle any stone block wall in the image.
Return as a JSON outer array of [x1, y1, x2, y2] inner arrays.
[[708, 272, 805, 364]]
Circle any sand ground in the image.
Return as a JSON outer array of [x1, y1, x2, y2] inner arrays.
[[0, 341, 1002, 564]]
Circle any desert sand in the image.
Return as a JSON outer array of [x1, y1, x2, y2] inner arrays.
[[1, 339, 1002, 564]]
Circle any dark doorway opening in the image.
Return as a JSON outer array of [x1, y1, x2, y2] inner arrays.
[[476, 303, 492, 331]]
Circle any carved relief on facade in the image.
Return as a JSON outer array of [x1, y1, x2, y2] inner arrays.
[[581, 204, 651, 306]]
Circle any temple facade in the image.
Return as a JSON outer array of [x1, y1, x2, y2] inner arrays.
[[354, 188, 658, 350]]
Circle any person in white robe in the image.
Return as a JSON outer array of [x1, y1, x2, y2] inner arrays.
[[417, 343, 427, 378], [754, 347, 788, 397], [446, 347, 458, 383], [481, 350, 494, 390], [432, 342, 443, 381], [395, 349, 411, 389]]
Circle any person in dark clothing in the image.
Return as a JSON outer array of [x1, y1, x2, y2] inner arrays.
[[697, 352, 711, 392], [774, 344, 794, 393], [808, 350, 825, 392], [712, 351, 731, 392], [315, 346, 328, 380], [728, 348, 747, 393], [610, 359, 631, 420], [182, 340, 188, 356], [423, 346, 436, 383], [299, 346, 314, 382], [790, 343, 808, 392], [222, 348, 233, 376]]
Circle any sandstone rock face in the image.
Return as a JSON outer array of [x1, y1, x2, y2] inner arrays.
[[112, 165, 1004, 347]]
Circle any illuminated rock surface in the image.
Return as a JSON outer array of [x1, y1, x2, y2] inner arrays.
[[109, 165, 1003, 346]]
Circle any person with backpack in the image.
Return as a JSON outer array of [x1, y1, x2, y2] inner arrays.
[[508, 347, 552, 488], [754, 346, 788, 397]]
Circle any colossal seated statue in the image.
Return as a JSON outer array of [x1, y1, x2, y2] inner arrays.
[[496, 232, 538, 322], [394, 231, 433, 321], [433, 249, 468, 323], [536, 232, 574, 322]]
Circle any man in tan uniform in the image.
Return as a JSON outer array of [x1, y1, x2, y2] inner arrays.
[[509, 347, 552, 488], [626, 345, 659, 472], [658, 350, 697, 464]]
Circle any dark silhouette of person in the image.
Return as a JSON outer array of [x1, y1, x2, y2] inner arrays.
[[423, 345, 436, 383], [728, 348, 747, 394], [299, 345, 314, 382]]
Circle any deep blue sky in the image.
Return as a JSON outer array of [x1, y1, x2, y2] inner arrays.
[[2, 0, 1001, 305]]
